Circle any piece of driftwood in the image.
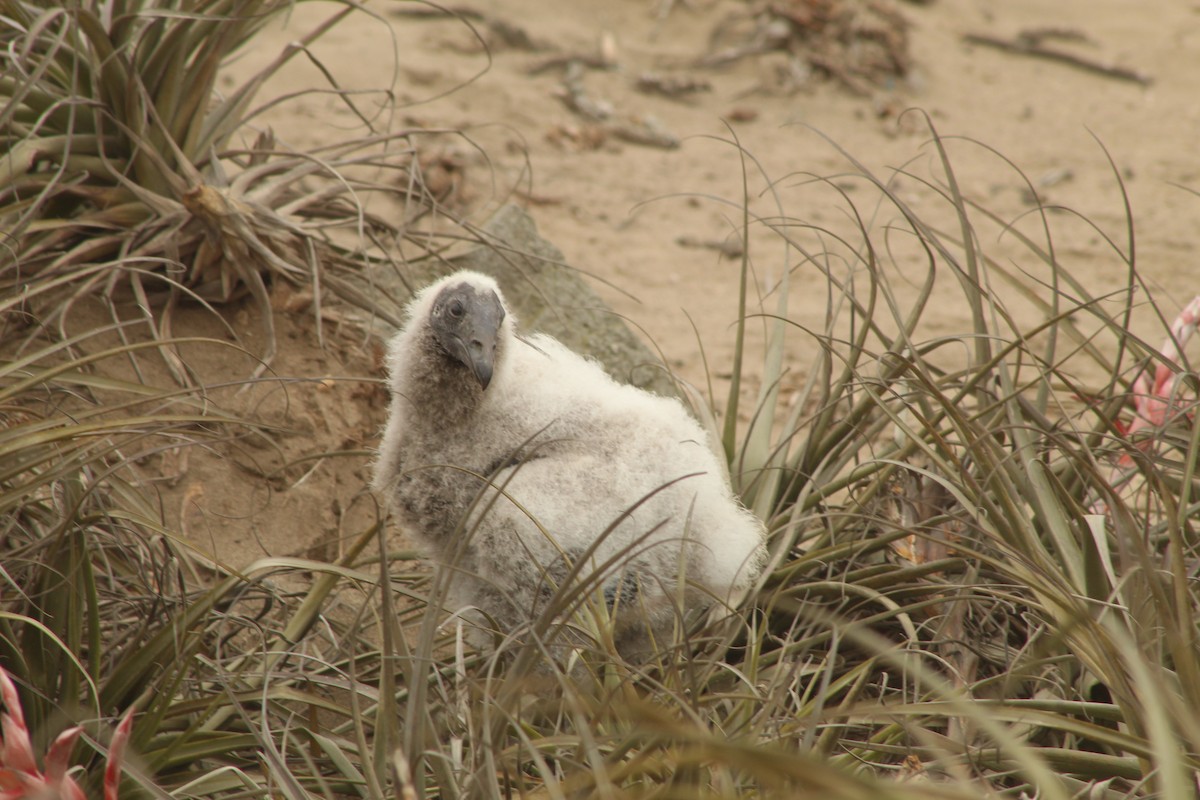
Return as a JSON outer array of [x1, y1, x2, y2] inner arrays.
[[963, 32, 1152, 86], [390, 5, 551, 52], [389, 4, 483, 19]]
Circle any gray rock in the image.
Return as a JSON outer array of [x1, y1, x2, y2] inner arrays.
[[381, 205, 678, 397]]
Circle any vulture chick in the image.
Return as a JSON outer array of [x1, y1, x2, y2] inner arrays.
[[372, 270, 766, 659]]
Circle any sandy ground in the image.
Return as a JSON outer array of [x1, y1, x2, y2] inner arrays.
[[167, 0, 1200, 569]]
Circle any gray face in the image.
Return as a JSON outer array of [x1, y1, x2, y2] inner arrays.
[[429, 281, 506, 390]]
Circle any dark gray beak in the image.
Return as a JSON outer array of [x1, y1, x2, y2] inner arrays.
[[451, 326, 498, 390], [431, 283, 506, 391]]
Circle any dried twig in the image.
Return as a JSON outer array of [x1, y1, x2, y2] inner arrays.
[[636, 72, 713, 99], [551, 61, 681, 149], [528, 53, 616, 75], [609, 114, 680, 150], [676, 235, 744, 259]]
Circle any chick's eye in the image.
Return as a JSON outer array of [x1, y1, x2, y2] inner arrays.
[[448, 300, 465, 318]]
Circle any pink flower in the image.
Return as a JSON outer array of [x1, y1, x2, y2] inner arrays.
[[103, 714, 132, 800], [0, 667, 132, 800], [1091, 295, 1200, 514], [1117, 295, 1200, 468]]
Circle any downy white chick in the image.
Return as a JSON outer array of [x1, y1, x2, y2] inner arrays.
[[372, 271, 766, 659]]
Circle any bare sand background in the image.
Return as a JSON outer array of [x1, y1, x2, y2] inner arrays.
[[176, 0, 1200, 568]]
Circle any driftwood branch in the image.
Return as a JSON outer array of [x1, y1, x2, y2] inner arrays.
[[963, 32, 1152, 86]]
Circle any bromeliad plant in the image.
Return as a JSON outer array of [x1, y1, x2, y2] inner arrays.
[[704, 119, 1200, 797], [0, 0, 444, 377]]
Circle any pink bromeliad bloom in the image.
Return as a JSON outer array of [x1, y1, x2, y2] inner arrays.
[[0, 667, 131, 800], [1118, 295, 1200, 468], [1087, 295, 1200, 515]]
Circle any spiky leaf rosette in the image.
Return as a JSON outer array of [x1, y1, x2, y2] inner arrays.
[[0, 0, 429, 376]]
